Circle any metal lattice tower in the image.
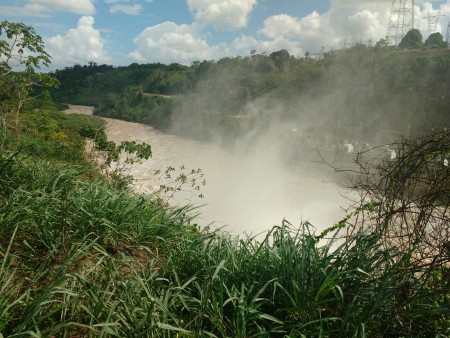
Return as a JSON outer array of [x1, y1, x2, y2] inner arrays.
[[424, 10, 445, 36], [386, 0, 415, 46], [446, 22, 450, 44]]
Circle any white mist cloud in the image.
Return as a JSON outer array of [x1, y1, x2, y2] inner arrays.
[[128, 22, 224, 64], [29, 0, 95, 15], [188, 0, 257, 29], [46, 16, 111, 68], [110, 4, 143, 15]]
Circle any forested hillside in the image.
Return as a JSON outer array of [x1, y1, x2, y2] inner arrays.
[[51, 46, 450, 146]]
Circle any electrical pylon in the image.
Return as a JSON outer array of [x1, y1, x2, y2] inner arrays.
[[386, 0, 415, 46], [424, 10, 445, 37], [446, 22, 450, 45]]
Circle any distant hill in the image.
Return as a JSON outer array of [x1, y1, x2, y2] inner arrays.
[[50, 48, 450, 143]]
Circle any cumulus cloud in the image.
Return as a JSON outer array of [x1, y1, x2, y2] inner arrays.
[[420, 2, 450, 36], [233, 35, 303, 56], [331, 0, 390, 4], [188, 0, 257, 29], [29, 0, 95, 15], [0, 3, 51, 17], [234, 12, 320, 58], [124, 0, 450, 65], [128, 21, 224, 64], [326, 0, 450, 46], [440, 3, 450, 31], [252, 0, 449, 59], [260, 14, 302, 39], [247, 3, 392, 57], [110, 4, 143, 15], [46, 16, 111, 68]]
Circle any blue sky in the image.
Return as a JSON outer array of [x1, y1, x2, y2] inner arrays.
[[1, 0, 449, 70]]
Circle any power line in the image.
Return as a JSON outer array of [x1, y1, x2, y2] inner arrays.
[[386, 0, 415, 46], [424, 10, 445, 37]]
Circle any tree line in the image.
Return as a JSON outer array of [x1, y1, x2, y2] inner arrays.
[[49, 38, 450, 147]]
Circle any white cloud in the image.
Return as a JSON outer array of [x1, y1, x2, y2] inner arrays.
[[188, 0, 257, 29], [260, 14, 302, 39], [331, 0, 390, 4], [120, 0, 450, 66], [419, 2, 450, 37], [439, 3, 450, 33], [253, 4, 392, 56], [29, 0, 95, 15], [239, 12, 321, 57], [110, 4, 143, 15], [0, 4, 51, 17], [233, 35, 303, 57], [128, 22, 223, 64], [128, 0, 411, 64], [46, 16, 111, 68]]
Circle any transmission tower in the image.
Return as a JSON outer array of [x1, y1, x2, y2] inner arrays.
[[446, 22, 450, 45], [386, 0, 415, 46], [424, 10, 445, 36]]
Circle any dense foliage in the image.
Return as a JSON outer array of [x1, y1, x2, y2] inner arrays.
[[398, 28, 424, 49], [51, 62, 189, 106], [0, 20, 59, 135], [424, 32, 448, 49], [94, 90, 173, 129]]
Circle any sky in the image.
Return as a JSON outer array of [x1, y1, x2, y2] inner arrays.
[[1, 0, 450, 70]]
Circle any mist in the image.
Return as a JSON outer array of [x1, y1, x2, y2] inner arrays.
[[158, 48, 449, 235], [98, 47, 449, 236]]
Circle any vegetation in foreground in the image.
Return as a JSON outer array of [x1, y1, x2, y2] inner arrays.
[[1, 20, 449, 337], [1, 121, 449, 337]]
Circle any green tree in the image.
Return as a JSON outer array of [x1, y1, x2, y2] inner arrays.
[[424, 32, 448, 49], [270, 49, 291, 71], [398, 29, 423, 49], [0, 20, 59, 132], [375, 37, 390, 49]]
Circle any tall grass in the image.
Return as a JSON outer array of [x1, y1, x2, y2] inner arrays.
[[0, 151, 199, 336], [0, 114, 448, 337], [160, 220, 449, 337]]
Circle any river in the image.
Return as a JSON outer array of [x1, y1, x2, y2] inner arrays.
[[67, 105, 349, 237]]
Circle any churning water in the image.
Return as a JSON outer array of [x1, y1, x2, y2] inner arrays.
[[103, 115, 348, 236]]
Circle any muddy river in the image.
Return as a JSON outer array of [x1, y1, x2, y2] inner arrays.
[[67, 105, 349, 236]]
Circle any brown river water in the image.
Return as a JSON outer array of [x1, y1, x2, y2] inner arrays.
[[67, 105, 349, 236]]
